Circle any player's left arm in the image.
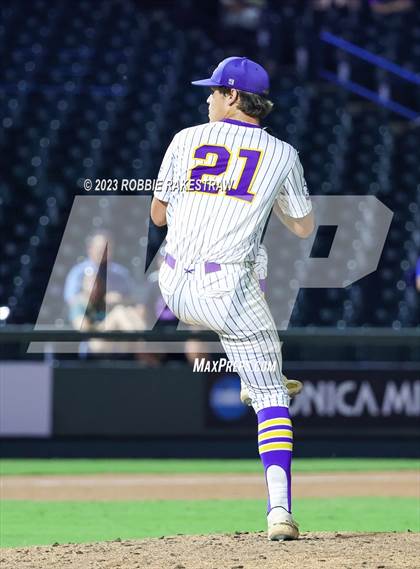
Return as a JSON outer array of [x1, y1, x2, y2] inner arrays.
[[150, 134, 178, 226], [274, 151, 315, 239], [151, 197, 168, 226]]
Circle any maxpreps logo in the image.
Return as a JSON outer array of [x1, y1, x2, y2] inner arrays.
[[193, 358, 277, 373], [290, 380, 420, 418]]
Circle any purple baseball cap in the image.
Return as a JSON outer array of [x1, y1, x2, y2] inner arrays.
[[191, 56, 270, 95]]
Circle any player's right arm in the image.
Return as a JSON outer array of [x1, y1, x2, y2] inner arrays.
[[150, 134, 178, 226], [274, 150, 315, 239]]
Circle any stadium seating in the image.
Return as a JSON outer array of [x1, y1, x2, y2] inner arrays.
[[0, 0, 418, 327]]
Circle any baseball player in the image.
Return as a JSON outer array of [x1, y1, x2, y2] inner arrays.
[[151, 57, 314, 541], [240, 243, 303, 406]]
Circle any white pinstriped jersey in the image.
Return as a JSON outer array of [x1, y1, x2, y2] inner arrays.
[[255, 243, 268, 280], [154, 119, 311, 267]]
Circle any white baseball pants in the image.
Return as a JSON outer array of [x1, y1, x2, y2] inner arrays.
[[158, 258, 289, 412]]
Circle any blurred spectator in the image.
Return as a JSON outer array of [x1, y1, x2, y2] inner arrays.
[[65, 230, 146, 353], [219, 0, 266, 55], [369, 0, 413, 14], [69, 274, 146, 353], [185, 338, 211, 367], [69, 272, 146, 333], [313, 0, 361, 10], [68, 271, 147, 354], [64, 231, 137, 305], [416, 256, 420, 293], [220, 0, 265, 29], [69, 272, 106, 331]]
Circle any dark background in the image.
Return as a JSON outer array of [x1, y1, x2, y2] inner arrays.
[[0, 0, 419, 458]]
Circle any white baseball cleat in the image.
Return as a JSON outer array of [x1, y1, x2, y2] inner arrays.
[[267, 507, 299, 541], [284, 378, 304, 397], [240, 377, 303, 407], [240, 387, 252, 406]]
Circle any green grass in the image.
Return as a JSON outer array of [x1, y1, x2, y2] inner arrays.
[[1, 498, 418, 548], [1, 459, 418, 548], [1, 458, 418, 476]]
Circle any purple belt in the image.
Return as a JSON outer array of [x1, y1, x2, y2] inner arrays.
[[165, 253, 221, 274]]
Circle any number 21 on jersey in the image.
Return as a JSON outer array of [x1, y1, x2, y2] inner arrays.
[[188, 144, 263, 203]]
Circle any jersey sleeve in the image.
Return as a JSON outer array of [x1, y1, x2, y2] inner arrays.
[[275, 152, 312, 219], [153, 135, 178, 203]]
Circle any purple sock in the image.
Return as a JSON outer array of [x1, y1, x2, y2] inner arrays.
[[257, 406, 293, 514]]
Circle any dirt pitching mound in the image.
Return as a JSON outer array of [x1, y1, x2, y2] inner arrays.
[[1, 532, 418, 569]]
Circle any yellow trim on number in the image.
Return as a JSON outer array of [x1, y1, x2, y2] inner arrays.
[[258, 429, 293, 443], [258, 418, 292, 431], [259, 442, 293, 454], [227, 147, 263, 203]]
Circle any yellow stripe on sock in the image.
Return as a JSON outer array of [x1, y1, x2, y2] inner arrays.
[[259, 442, 293, 454], [258, 418, 292, 431], [258, 429, 293, 443]]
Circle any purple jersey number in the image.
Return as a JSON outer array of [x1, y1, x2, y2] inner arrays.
[[189, 144, 262, 203], [189, 145, 230, 194]]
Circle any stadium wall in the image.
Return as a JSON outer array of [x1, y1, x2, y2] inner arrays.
[[1, 361, 419, 458]]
